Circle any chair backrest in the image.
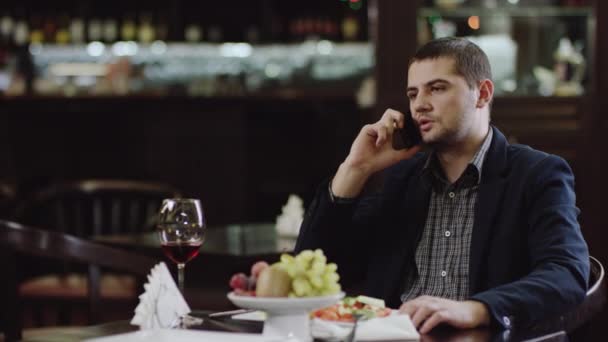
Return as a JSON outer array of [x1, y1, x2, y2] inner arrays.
[[16, 179, 181, 237], [531, 256, 607, 337], [566, 256, 607, 333], [0, 220, 159, 341]]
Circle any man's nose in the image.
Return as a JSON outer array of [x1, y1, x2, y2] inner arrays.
[[411, 95, 432, 117]]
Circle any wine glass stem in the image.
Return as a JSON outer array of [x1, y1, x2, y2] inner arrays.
[[177, 263, 185, 293]]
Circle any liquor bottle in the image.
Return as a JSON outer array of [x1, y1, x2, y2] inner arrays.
[[138, 14, 155, 43], [70, 17, 85, 44], [55, 14, 71, 44], [207, 25, 222, 43], [13, 20, 29, 46], [0, 14, 14, 43], [103, 19, 118, 43], [43, 15, 57, 42], [88, 18, 103, 41], [185, 24, 202, 42], [245, 26, 260, 44], [26, 15, 42, 44], [156, 16, 168, 42], [341, 16, 359, 41], [121, 15, 137, 41]]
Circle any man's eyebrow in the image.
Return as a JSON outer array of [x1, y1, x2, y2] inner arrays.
[[406, 78, 451, 92]]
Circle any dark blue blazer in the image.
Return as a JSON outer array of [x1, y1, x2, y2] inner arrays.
[[295, 126, 589, 330]]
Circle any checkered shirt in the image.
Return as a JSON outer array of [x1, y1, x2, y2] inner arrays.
[[402, 129, 493, 302]]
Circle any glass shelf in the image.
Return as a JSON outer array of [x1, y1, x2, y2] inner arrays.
[[419, 6, 593, 17], [417, 5, 594, 97], [2, 41, 374, 97]]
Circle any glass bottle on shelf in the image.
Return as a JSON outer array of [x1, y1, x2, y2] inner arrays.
[[0, 13, 14, 44], [88, 17, 103, 42], [103, 18, 118, 43], [121, 15, 137, 41], [184, 24, 202, 43], [138, 13, 155, 44], [43, 14, 57, 43], [70, 17, 85, 44], [341, 15, 359, 41], [156, 16, 168, 42], [207, 25, 223, 43], [28, 15, 44, 44], [55, 14, 71, 44]]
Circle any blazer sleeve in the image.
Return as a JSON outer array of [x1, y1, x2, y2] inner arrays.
[[295, 178, 386, 288], [471, 154, 590, 330]]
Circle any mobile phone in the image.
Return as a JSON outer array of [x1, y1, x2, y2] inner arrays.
[[393, 110, 422, 149]]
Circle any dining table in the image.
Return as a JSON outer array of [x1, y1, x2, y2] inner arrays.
[[84, 225, 570, 341], [20, 310, 569, 342]]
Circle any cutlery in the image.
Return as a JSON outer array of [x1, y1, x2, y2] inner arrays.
[[345, 313, 364, 342], [208, 308, 255, 318]]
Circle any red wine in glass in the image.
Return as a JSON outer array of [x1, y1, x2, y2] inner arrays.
[[157, 198, 206, 293], [161, 242, 202, 264]]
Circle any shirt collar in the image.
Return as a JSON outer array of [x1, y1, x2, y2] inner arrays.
[[422, 128, 493, 186]]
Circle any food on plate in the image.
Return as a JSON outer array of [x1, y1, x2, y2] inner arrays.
[[312, 295, 392, 322], [228, 249, 341, 297]]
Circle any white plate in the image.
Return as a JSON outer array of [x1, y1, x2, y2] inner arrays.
[[84, 329, 268, 342], [227, 291, 344, 315], [227, 291, 344, 341]]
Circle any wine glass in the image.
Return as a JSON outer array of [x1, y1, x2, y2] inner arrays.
[[157, 198, 206, 293]]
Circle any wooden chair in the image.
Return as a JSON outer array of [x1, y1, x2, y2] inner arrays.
[[11, 179, 181, 328], [16, 179, 182, 237], [0, 220, 159, 342], [565, 256, 607, 340]]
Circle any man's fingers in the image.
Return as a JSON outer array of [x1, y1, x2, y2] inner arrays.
[[399, 301, 417, 317], [419, 311, 447, 334], [382, 108, 405, 129], [375, 125, 389, 146], [411, 305, 434, 328]]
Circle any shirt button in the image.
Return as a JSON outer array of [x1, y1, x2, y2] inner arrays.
[[441, 270, 447, 277], [445, 231, 451, 237], [503, 316, 511, 327], [448, 192, 455, 198]]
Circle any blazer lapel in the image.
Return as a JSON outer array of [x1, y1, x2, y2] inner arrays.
[[469, 127, 509, 295], [376, 162, 432, 306]]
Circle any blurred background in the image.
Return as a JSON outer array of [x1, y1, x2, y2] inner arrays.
[[0, 0, 606, 338]]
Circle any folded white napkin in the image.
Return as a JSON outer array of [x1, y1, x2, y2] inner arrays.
[[275, 194, 304, 237], [311, 314, 420, 341], [130, 262, 191, 329]]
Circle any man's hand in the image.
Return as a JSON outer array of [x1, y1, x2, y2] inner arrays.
[[331, 109, 421, 198], [399, 296, 491, 334]]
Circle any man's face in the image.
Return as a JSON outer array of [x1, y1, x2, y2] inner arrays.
[[406, 57, 480, 147]]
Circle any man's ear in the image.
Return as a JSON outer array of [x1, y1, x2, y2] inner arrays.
[[476, 79, 494, 108]]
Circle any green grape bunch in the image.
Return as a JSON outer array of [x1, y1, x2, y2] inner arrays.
[[276, 249, 341, 297]]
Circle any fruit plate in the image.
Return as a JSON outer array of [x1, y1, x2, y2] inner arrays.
[[227, 292, 344, 342], [227, 292, 344, 315]]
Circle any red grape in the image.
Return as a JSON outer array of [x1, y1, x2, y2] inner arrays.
[[229, 273, 249, 291]]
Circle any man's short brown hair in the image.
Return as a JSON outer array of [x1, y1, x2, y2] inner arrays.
[[410, 37, 492, 89]]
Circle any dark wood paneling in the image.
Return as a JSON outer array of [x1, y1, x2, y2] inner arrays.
[[0, 96, 360, 225]]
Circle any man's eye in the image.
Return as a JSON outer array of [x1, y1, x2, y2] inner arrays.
[[407, 93, 417, 100], [431, 86, 445, 92]]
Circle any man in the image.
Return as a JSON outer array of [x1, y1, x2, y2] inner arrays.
[[295, 37, 589, 333]]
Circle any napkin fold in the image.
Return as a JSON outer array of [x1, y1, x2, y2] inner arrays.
[[311, 314, 420, 341], [130, 262, 191, 329], [275, 194, 304, 237]]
